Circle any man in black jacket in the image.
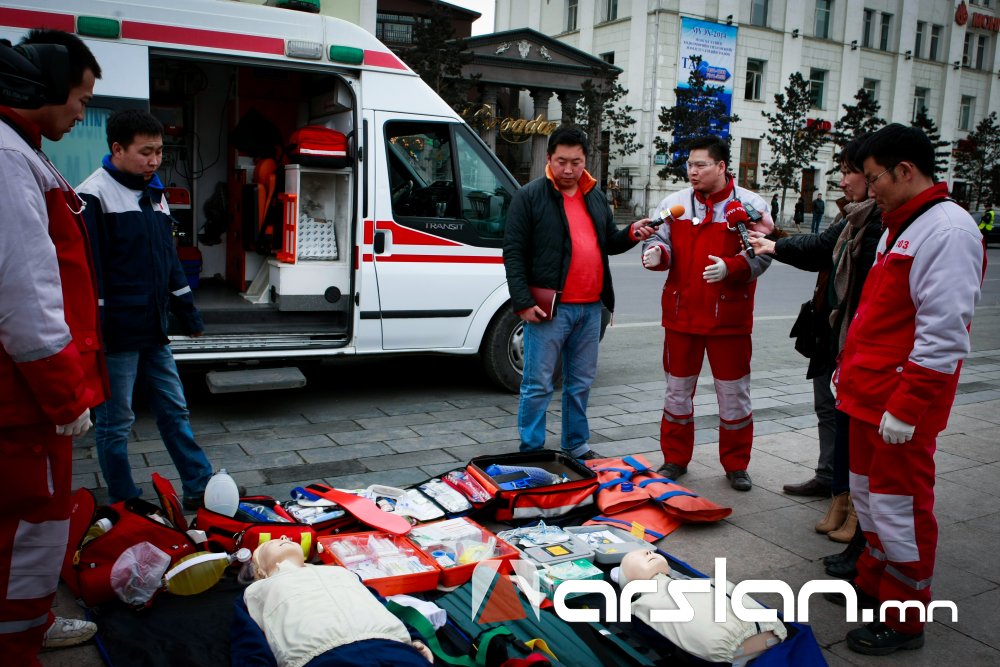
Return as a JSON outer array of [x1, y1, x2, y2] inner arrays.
[[503, 126, 653, 459]]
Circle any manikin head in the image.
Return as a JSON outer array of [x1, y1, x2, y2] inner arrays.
[[619, 548, 672, 585], [252, 536, 306, 580]]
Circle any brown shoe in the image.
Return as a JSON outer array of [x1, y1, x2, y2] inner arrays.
[[815, 491, 850, 534], [828, 496, 858, 543], [783, 478, 832, 497]]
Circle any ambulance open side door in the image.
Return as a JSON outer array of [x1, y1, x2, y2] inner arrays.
[[370, 112, 515, 351]]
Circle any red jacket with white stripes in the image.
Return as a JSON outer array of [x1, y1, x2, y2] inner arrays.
[[0, 108, 107, 428], [835, 183, 985, 433]]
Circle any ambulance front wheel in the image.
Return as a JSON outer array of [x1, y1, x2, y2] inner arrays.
[[482, 307, 568, 394]]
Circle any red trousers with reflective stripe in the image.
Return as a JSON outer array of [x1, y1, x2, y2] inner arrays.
[[0, 426, 72, 666], [660, 331, 753, 471], [850, 419, 937, 634]]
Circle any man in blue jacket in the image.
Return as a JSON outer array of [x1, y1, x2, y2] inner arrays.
[[503, 126, 653, 459], [79, 109, 213, 510]]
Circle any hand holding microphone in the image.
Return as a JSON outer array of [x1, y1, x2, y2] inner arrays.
[[724, 201, 755, 258]]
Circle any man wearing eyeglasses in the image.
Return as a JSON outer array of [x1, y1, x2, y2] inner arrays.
[[0, 30, 108, 663], [640, 135, 774, 491], [832, 124, 984, 655]]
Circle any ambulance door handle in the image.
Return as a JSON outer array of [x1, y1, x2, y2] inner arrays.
[[374, 229, 390, 254]]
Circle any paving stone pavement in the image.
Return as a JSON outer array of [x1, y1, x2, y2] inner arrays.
[[43, 310, 1000, 666]]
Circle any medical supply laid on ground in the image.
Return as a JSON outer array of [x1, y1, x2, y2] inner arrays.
[[484, 463, 564, 489], [203, 469, 241, 517], [363, 484, 445, 522], [164, 548, 251, 597], [467, 451, 598, 521], [565, 525, 653, 564], [235, 502, 292, 523], [417, 478, 473, 515], [499, 522, 595, 565], [538, 558, 604, 599], [442, 470, 493, 503], [407, 517, 520, 587], [317, 532, 439, 595]]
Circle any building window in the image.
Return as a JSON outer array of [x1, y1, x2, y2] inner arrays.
[[879, 13, 892, 51], [929, 25, 942, 61], [815, 0, 832, 39], [750, 0, 768, 27], [600, 51, 615, 65], [959, 96, 975, 131], [376, 12, 421, 45], [862, 9, 874, 48], [862, 78, 879, 103], [976, 34, 989, 70], [963, 33, 973, 66], [600, 0, 618, 22], [809, 68, 827, 108], [738, 139, 760, 190], [745, 59, 765, 101], [914, 21, 925, 59], [912, 87, 929, 122], [566, 0, 578, 31]]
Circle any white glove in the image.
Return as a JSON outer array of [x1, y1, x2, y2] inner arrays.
[[879, 411, 915, 444], [56, 409, 92, 437], [642, 245, 662, 269], [702, 255, 728, 283]]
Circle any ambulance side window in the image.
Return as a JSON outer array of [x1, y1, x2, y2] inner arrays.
[[385, 121, 514, 248]]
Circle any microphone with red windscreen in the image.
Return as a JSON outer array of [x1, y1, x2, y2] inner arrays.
[[724, 200, 755, 258]]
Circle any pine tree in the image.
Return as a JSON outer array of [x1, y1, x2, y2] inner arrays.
[[574, 76, 642, 178], [827, 88, 885, 175], [404, 3, 474, 111], [654, 55, 740, 183], [761, 72, 827, 229], [955, 111, 1000, 209], [910, 107, 951, 178]]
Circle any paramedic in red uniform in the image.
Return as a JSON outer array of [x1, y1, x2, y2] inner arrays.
[[833, 124, 984, 655], [503, 126, 653, 460], [0, 30, 107, 664], [641, 136, 774, 491]]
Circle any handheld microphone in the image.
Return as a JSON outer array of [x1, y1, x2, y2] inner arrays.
[[649, 204, 686, 229], [724, 201, 755, 258]]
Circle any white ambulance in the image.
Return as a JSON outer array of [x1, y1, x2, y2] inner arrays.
[[0, 0, 529, 392]]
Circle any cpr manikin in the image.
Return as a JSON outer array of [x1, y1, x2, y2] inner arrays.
[[232, 536, 432, 666], [618, 549, 786, 665]]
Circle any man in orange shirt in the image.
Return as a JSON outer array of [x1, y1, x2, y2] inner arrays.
[[503, 126, 654, 459]]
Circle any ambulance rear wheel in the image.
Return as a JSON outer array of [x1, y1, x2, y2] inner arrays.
[[482, 308, 562, 394], [482, 309, 524, 393]]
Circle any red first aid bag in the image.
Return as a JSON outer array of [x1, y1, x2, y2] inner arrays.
[[61, 475, 198, 607], [287, 125, 349, 167]]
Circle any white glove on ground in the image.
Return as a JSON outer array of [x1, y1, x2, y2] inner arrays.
[[56, 409, 92, 437], [642, 245, 662, 269], [702, 255, 728, 283], [879, 411, 915, 444]]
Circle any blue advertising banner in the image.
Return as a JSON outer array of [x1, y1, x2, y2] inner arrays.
[[677, 17, 738, 138]]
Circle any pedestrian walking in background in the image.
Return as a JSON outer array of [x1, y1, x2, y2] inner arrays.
[[811, 192, 826, 233]]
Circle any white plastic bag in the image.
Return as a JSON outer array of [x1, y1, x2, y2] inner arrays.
[[110, 541, 171, 606]]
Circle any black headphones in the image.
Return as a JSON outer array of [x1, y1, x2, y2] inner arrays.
[[0, 39, 70, 109]]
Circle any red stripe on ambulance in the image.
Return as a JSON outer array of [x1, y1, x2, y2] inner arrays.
[[377, 254, 503, 264], [122, 21, 285, 55], [0, 7, 74, 31], [363, 49, 407, 70], [374, 220, 461, 247]]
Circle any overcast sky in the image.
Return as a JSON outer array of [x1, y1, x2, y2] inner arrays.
[[446, 0, 495, 35]]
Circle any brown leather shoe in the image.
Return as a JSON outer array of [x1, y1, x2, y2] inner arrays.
[[816, 491, 850, 533], [782, 478, 832, 497]]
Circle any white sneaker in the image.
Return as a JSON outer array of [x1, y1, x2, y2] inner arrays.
[[42, 617, 97, 649]]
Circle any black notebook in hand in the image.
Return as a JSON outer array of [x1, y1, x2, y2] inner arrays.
[[529, 286, 559, 321]]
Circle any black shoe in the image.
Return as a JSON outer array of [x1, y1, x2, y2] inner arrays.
[[823, 581, 878, 610], [726, 470, 752, 491], [824, 526, 865, 578], [656, 463, 687, 480], [847, 622, 924, 656], [782, 478, 832, 497], [576, 449, 605, 461]]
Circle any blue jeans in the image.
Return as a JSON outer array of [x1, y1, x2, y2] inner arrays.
[[518, 302, 601, 456], [95, 345, 212, 503]]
